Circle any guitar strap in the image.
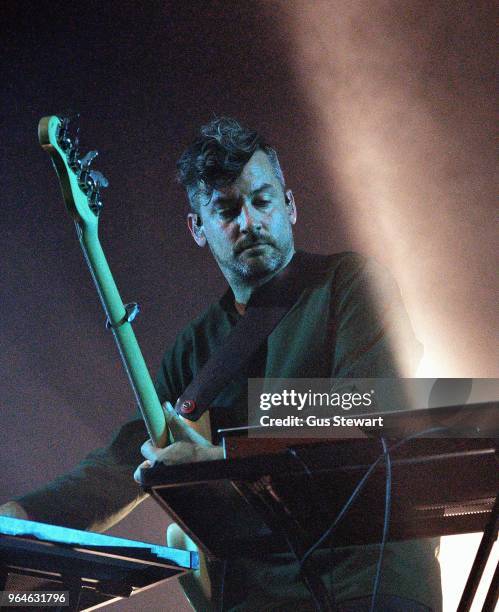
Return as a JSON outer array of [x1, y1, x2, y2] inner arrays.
[[175, 251, 334, 422]]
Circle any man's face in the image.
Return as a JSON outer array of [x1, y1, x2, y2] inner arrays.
[[188, 150, 297, 288]]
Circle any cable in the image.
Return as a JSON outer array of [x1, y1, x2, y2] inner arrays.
[[288, 446, 314, 476], [286, 446, 336, 610], [300, 446, 384, 571], [300, 426, 448, 572], [369, 437, 392, 612]]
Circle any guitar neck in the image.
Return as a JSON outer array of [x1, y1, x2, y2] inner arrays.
[[38, 114, 167, 448], [78, 224, 167, 447]]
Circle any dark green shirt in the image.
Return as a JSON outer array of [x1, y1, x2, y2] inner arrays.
[[17, 251, 441, 610]]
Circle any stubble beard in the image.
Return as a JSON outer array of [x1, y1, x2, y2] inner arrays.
[[209, 233, 294, 290], [231, 239, 295, 286], [235, 250, 281, 282]]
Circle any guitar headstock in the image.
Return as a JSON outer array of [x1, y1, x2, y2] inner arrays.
[[38, 115, 109, 230]]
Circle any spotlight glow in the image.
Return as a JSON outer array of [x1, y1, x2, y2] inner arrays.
[[273, 0, 497, 377], [270, 2, 499, 609]]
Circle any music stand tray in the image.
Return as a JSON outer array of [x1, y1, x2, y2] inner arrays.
[[142, 436, 498, 612], [0, 517, 198, 611]]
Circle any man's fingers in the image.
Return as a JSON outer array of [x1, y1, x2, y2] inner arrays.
[[135, 438, 225, 479], [163, 402, 212, 447], [141, 439, 160, 462], [133, 459, 152, 483], [136, 400, 221, 481]]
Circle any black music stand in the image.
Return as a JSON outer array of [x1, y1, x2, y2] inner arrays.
[[142, 404, 498, 611], [0, 517, 198, 611]]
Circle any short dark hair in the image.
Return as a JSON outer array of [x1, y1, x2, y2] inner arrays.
[[176, 117, 285, 211]]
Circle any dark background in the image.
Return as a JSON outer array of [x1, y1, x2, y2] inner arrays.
[[1, 1, 496, 610]]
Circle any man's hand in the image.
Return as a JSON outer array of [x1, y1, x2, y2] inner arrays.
[[134, 402, 223, 483], [0, 501, 29, 520]]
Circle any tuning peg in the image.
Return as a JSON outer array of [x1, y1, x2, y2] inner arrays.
[[89, 190, 105, 215], [89, 169, 109, 189], [79, 150, 99, 170], [67, 129, 81, 169], [86, 170, 109, 215], [58, 123, 73, 152], [56, 113, 80, 152], [77, 151, 100, 193]]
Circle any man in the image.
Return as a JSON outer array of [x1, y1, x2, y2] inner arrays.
[[1, 118, 441, 611]]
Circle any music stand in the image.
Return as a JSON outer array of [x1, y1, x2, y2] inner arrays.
[[142, 404, 498, 611], [0, 517, 198, 611]]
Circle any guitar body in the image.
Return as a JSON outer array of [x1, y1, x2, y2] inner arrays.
[[181, 412, 213, 443], [167, 523, 215, 606]]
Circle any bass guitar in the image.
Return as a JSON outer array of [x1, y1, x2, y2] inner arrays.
[[38, 114, 168, 447], [39, 114, 214, 605]]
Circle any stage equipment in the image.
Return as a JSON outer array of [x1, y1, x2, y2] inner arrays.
[[0, 516, 197, 611], [142, 403, 498, 612]]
